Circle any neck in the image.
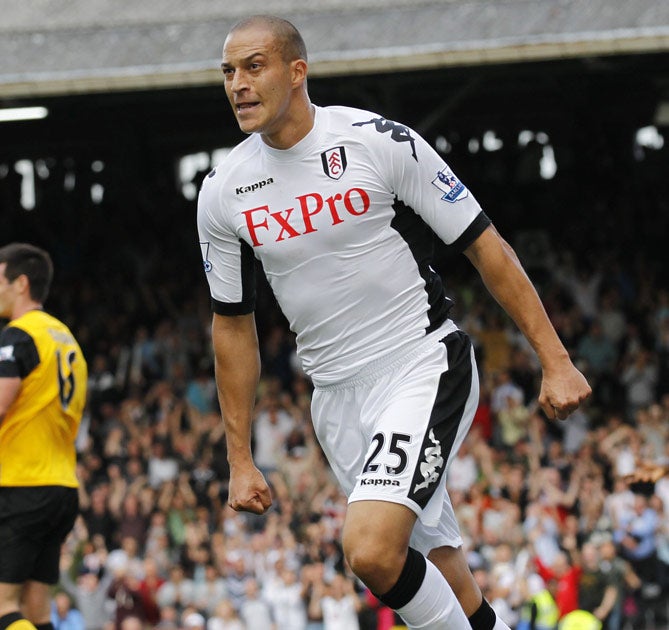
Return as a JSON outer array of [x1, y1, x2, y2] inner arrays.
[[262, 99, 315, 150], [11, 301, 42, 321]]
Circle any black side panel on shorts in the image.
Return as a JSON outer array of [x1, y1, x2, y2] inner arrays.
[[407, 330, 472, 509], [390, 198, 453, 334], [211, 239, 257, 316]]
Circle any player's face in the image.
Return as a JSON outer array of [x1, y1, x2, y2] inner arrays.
[[221, 26, 298, 141]]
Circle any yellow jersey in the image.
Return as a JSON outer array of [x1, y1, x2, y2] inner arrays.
[[0, 309, 87, 486]]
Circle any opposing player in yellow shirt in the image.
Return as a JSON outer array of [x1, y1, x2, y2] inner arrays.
[[0, 243, 87, 630]]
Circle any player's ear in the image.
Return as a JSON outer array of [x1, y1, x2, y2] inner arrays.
[[14, 273, 30, 296], [291, 59, 308, 88]]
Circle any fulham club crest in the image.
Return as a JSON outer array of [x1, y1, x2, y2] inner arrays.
[[321, 146, 347, 180]]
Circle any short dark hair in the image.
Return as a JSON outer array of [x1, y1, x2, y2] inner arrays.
[[229, 15, 307, 63], [0, 242, 54, 303]]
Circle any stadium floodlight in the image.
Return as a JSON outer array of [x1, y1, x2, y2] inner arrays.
[[0, 106, 48, 122]]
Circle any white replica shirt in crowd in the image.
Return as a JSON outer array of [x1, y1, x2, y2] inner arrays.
[[321, 594, 361, 630], [198, 105, 490, 385]]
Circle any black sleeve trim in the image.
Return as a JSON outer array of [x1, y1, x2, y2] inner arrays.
[[210, 240, 256, 316], [450, 211, 492, 252], [211, 298, 255, 316], [0, 326, 40, 378]]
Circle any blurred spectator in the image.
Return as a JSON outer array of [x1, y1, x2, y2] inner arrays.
[[252, 391, 300, 477], [490, 369, 524, 417], [115, 492, 150, 549], [576, 320, 617, 409], [307, 572, 362, 630], [612, 494, 659, 585], [119, 617, 144, 630], [192, 564, 227, 617], [107, 569, 145, 629], [534, 550, 581, 619], [577, 542, 618, 626], [156, 564, 196, 615], [106, 536, 144, 580], [137, 557, 165, 626], [556, 263, 602, 324], [597, 288, 627, 347], [597, 538, 641, 630], [516, 573, 558, 630], [223, 555, 252, 612], [185, 361, 218, 414], [264, 567, 308, 630], [81, 485, 117, 551], [205, 599, 244, 630], [476, 311, 514, 376], [183, 611, 206, 630], [620, 348, 658, 420], [59, 551, 114, 630], [148, 439, 180, 489], [497, 394, 532, 449], [446, 436, 479, 494], [239, 578, 274, 629], [51, 591, 85, 630]]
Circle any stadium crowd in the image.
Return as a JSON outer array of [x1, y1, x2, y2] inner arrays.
[[2, 119, 669, 630], [34, 233, 667, 630]]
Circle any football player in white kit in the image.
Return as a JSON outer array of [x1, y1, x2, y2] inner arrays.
[[197, 15, 591, 630]]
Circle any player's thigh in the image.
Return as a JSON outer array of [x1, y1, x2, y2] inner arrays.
[[311, 384, 368, 497], [342, 499, 417, 556]]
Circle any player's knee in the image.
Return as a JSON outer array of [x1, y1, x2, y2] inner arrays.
[[343, 535, 406, 591], [342, 501, 415, 591]]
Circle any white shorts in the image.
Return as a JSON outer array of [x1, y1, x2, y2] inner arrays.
[[311, 328, 479, 556]]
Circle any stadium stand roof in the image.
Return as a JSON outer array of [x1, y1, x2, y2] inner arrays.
[[2, 0, 669, 99]]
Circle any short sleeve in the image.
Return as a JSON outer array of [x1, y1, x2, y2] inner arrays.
[[0, 326, 40, 379]]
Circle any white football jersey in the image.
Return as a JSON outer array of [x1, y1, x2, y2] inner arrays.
[[198, 105, 490, 385]]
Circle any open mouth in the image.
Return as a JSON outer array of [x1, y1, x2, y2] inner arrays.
[[236, 102, 259, 114]]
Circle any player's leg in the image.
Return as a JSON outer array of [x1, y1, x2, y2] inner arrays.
[[19, 583, 51, 630], [0, 487, 77, 630], [22, 487, 78, 630], [342, 499, 471, 628], [0, 488, 38, 630], [427, 545, 482, 614], [428, 545, 510, 629], [0, 583, 37, 630], [411, 333, 511, 630], [313, 332, 476, 627]]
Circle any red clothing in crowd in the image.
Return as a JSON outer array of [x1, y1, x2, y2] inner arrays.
[[365, 590, 400, 630], [534, 556, 582, 618]]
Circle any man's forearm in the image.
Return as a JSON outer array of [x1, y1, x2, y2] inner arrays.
[[211, 313, 261, 467], [464, 226, 569, 369]]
